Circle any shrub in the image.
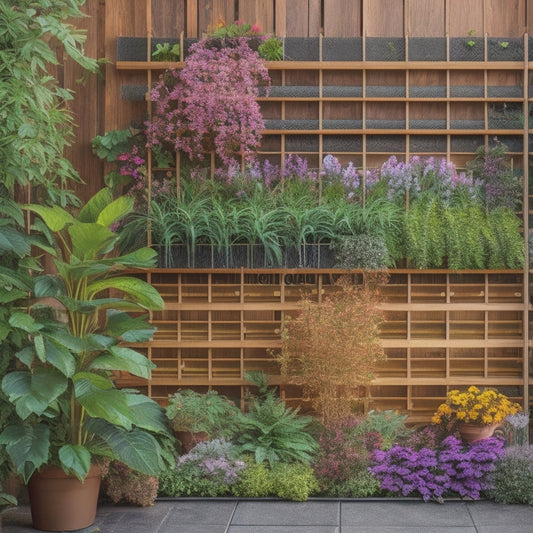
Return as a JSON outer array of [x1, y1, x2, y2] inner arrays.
[[158, 439, 245, 497], [270, 462, 319, 501], [488, 445, 533, 504], [313, 417, 379, 490], [370, 435, 505, 501], [102, 461, 158, 507], [327, 470, 381, 498], [278, 275, 386, 423], [354, 410, 412, 450], [232, 461, 319, 501], [332, 234, 390, 270]]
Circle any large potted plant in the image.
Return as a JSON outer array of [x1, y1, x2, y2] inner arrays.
[[0, 189, 173, 531]]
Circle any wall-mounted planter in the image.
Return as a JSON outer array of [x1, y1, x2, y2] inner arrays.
[[323, 135, 363, 153], [365, 38, 405, 61], [487, 38, 524, 61], [449, 37, 484, 61], [409, 135, 447, 153], [450, 135, 484, 153], [322, 38, 363, 61], [116, 36, 195, 61], [408, 37, 446, 61], [156, 244, 336, 269], [366, 135, 406, 152], [283, 37, 320, 61]]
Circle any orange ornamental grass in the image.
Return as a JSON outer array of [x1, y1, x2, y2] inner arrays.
[[277, 274, 387, 424]]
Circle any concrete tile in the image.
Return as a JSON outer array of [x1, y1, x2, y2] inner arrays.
[[158, 500, 236, 526], [231, 501, 339, 526], [466, 501, 533, 527], [340, 501, 474, 527], [342, 528, 477, 533], [228, 526, 338, 533]]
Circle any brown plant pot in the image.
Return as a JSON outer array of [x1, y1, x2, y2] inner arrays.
[[457, 423, 498, 443], [28, 464, 101, 531], [175, 431, 209, 453]]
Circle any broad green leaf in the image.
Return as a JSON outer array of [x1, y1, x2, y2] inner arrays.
[[105, 311, 156, 342], [97, 196, 134, 228], [73, 373, 134, 430], [77, 188, 113, 223], [58, 445, 91, 481], [90, 346, 154, 379], [87, 277, 164, 310], [0, 424, 50, 483], [85, 419, 163, 475], [23, 204, 73, 232], [9, 312, 42, 334], [123, 393, 171, 435], [0, 226, 31, 256], [42, 337, 76, 377], [2, 369, 67, 419], [68, 222, 116, 261], [34, 274, 66, 299]]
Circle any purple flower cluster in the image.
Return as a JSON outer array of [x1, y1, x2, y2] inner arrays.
[[146, 37, 270, 167], [370, 436, 504, 501]]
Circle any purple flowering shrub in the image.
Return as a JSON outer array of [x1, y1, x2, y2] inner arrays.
[[370, 436, 505, 501], [146, 37, 270, 168], [158, 439, 246, 497]]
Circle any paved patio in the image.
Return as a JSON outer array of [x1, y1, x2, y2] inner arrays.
[[2, 499, 533, 533]]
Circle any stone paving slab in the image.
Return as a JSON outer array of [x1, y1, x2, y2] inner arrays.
[[3, 499, 533, 532]]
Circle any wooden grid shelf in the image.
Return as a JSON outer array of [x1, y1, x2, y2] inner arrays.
[[116, 269, 528, 421]]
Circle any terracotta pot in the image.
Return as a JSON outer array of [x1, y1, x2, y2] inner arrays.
[[457, 423, 498, 443], [28, 464, 101, 531], [175, 430, 209, 453]]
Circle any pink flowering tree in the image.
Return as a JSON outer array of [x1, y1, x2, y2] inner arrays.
[[146, 36, 271, 168]]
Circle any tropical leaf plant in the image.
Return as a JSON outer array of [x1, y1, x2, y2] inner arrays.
[[0, 189, 174, 484]]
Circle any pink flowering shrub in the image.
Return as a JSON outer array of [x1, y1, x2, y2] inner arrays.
[[146, 36, 271, 168]]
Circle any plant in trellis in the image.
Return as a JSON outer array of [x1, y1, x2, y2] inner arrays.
[[277, 275, 386, 423], [146, 35, 271, 169]]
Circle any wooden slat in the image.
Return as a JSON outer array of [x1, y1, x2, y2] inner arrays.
[[237, 0, 275, 33], [447, 0, 484, 37], [151, 0, 185, 37], [486, 0, 526, 37], [407, 0, 445, 37], [197, 0, 235, 36], [364, 0, 404, 37], [323, 0, 362, 37]]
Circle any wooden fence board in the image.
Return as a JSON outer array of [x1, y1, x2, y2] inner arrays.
[[407, 0, 445, 36], [486, 0, 525, 36], [237, 0, 275, 33], [152, 0, 185, 37], [323, 0, 362, 37], [364, 0, 404, 36], [198, 0, 235, 36], [448, 0, 484, 36]]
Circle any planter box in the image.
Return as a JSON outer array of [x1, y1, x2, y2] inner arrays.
[[449, 37, 484, 61], [365, 38, 405, 61], [322, 38, 363, 61], [487, 38, 524, 61], [408, 37, 446, 61], [283, 37, 320, 61]]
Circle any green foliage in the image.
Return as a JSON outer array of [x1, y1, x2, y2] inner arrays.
[[166, 389, 243, 438], [488, 445, 533, 504], [405, 195, 446, 268], [269, 462, 319, 501], [0, 0, 97, 203], [0, 189, 173, 483], [445, 201, 488, 270], [92, 128, 136, 162], [232, 461, 273, 497], [354, 410, 412, 450], [236, 388, 318, 466], [232, 461, 319, 501], [332, 234, 390, 270], [485, 208, 525, 269], [258, 36, 284, 60], [152, 42, 180, 61], [326, 470, 381, 498]]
